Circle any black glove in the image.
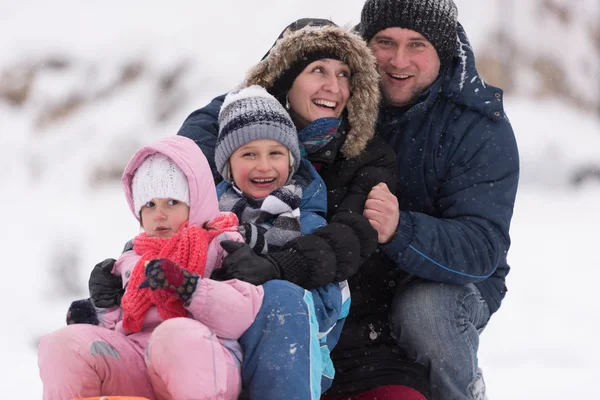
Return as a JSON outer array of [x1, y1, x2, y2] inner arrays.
[[331, 211, 378, 263], [89, 258, 125, 308], [276, 234, 338, 288], [139, 259, 200, 305], [338, 166, 396, 214], [312, 222, 361, 282], [212, 241, 281, 285], [66, 298, 99, 326]]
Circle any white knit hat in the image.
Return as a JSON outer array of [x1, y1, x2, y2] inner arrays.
[[131, 153, 190, 215]]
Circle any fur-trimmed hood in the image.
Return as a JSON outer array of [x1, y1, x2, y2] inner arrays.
[[243, 24, 380, 159]]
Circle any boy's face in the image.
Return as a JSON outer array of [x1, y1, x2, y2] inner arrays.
[[229, 139, 291, 199], [140, 198, 189, 238]]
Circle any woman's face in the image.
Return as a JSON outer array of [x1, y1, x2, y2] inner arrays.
[[287, 58, 351, 128]]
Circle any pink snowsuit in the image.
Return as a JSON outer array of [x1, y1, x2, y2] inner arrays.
[[38, 136, 265, 400]]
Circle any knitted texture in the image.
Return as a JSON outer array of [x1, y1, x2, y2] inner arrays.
[[120, 213, 238, 333], [140, 259, 200, 305], [360, 0, 459, 64], [216, 85, 300, 180], [219, 183, 302, 253], [131, 153, 190, 215], [270, 248, 311, 286]]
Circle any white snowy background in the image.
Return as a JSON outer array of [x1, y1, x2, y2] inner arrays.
[[1, 0, 599, 398]]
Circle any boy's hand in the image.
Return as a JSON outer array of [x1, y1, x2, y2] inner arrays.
[[139, 259, 200, 304]]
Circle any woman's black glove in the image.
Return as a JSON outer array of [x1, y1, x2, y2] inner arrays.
[[310, 222, 362, 282], [330, 211, 378, 264], [212, 241, 281, 285], [214, 234, 338, 289], [89, 258, 125, 308]]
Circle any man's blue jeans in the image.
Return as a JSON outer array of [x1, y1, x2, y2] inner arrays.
[[390, 280, 491, 400]]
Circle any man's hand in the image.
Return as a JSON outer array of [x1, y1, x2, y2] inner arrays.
[[363, 183, 400, 244]]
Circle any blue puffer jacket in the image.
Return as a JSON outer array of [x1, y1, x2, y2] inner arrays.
[[378, 23, 519, 314]]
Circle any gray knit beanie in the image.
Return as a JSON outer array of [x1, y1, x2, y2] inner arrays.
[[216, 85, 301, 181], [360, 0, 459, 65]]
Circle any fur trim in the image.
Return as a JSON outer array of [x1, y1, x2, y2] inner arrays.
[[244, 25, 380, 159]]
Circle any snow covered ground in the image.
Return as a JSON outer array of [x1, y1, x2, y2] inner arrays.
[[1, 0, 599, 398]]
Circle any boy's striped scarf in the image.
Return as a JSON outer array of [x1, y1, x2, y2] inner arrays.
[[121, 213, 238, 333], [219, 183, 302, 254]]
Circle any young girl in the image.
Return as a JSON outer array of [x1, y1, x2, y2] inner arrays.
[[38, 136, 264, 400]]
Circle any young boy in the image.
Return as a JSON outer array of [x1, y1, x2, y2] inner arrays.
[[215, 85, 329, 252], [214, 85, 351, 387]]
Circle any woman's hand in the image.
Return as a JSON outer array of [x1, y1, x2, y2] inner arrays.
[[363, 183, 400, 243], [213, 241, 282, 285]]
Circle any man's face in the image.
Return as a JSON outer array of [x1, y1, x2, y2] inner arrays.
[[368, 27, 441, 107]]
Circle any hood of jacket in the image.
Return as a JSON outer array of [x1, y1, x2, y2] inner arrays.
[[396, 22, 507, 124], [244, 24, 381, 159], [121, 136, 219, 226], [438, 23, 506, 121]]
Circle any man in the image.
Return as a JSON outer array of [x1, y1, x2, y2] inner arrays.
[[332, 1, 518, 399]]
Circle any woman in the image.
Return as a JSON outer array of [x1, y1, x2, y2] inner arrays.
[[181, 20, 428, 399]]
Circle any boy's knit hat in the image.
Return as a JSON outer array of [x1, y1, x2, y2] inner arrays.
[[131, 153, 190, 215], [360, 0, 459, 65], [216, 85, 301, 181]]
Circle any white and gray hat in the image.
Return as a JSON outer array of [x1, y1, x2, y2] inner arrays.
[[216, 85, 300, 181]]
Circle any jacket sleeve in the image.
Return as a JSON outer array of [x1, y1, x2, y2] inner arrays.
[[336, 136, 398, 215], [185, 231, 265, 340], [185, 278, 264, 340], [94, 251, 134, 329], [298, 159, 328, 234], [177, 94, 226, 184], [96, 306, 123, 330], [381, 115, 519, 284]]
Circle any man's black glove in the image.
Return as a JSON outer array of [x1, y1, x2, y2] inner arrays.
[[212, 241, 281, 285], [89, 258, 125, 308], [330, 211, 378, 264]]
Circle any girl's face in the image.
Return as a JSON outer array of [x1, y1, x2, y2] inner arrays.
[[229, 139, 291, 199], [287, 58, 351, 128], [140, 198, 189, 238]]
